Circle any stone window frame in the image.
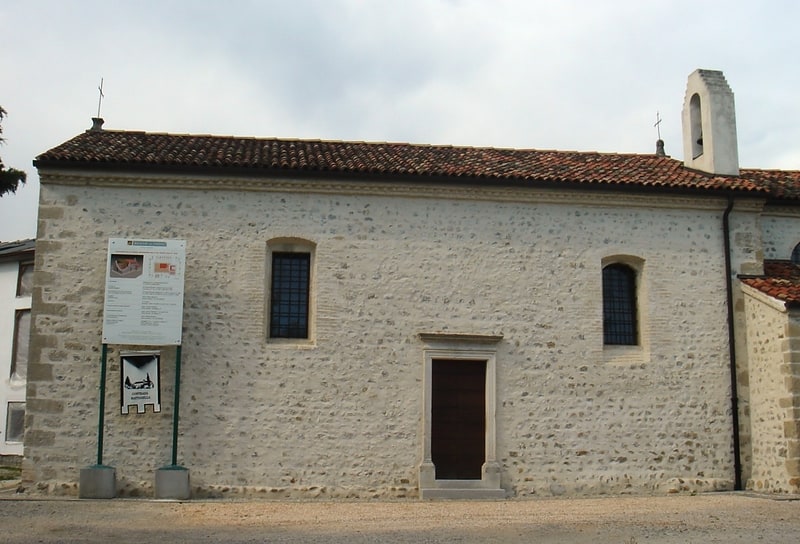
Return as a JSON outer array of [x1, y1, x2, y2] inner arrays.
[[601, 255, 650, 364], [417, 332, 505, 499], [265, 237, 316, 345]]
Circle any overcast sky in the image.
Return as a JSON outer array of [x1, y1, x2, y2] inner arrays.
[[2, 0, 799, 241]]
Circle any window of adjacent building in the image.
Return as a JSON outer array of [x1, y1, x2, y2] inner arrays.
[[5, 402, 25, 443], [17, 260, 34, 297], [602, 263, 638, 345], [11, 309, 30, 380]]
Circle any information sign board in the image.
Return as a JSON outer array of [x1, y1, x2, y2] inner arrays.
[[102, 239, 186, 345]]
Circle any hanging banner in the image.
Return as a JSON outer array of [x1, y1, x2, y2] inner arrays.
[[102, 238, 186, 345], [121, 351, 161, 414]]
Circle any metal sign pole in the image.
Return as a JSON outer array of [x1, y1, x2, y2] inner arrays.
[[80, 343, 115, 499], [155, 344, 189, 500], [170, 344, 182, 467], [96, 343, 108, 465]]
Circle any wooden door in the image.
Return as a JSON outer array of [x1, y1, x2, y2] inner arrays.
[[431, 359, 486, 479]]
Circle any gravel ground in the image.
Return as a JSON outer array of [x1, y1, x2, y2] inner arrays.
[[0, 491, 798, 543]]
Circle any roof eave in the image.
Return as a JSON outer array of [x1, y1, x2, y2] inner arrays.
[[0, 240, 35, 264], [33, 159, 772, 200]]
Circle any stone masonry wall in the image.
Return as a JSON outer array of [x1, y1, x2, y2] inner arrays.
[[785, 313, 800, 491], [761, 212, 800, 261], [26, 175, 738, 498], [743, 289, 800, 493], [743, 207, 800, 484], [727, 203, 768, 486]]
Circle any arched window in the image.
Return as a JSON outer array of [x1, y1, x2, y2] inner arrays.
[[602, 263, 638, 345], [791, 242, 800, 265]]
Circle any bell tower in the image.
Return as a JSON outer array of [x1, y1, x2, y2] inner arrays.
[[681, 69, 739, 176]]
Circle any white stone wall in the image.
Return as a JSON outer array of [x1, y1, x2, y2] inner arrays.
[[727, 202, 767, 483], [762, 212, 800, 260], [26, 174, 739, 497], [743, 288, 800, 493]]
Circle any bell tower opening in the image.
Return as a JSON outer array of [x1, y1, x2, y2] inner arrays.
[[689, 93, 703, 159]]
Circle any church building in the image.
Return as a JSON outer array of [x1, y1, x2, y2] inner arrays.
[[24, 70, 800, 498]]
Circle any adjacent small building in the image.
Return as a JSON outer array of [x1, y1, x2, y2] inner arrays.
[[22, 70, 800, 498], [0, 239, 34, 462]]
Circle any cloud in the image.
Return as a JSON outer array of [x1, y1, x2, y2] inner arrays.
[[2, 0, 800, 241]]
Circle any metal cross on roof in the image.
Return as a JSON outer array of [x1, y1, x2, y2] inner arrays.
[[96, 78, 105, 118], [654, 111, 662, 140]]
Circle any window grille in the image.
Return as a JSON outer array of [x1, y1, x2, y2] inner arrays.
[[270, 253, 310, 338], [603, 264, 638, 345]]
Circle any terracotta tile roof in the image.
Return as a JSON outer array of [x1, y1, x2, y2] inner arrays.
[[739, 168, 800, 200], [741, 260, 800, 307], [33, 128, 800, 198]]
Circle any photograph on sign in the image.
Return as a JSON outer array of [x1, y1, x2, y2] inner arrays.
[[121, 351, 161, 414], [102, 239, 186, 345], [109, 254, 144, 279]]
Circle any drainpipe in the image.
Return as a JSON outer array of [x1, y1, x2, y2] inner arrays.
[[722, 195, 743, 490]]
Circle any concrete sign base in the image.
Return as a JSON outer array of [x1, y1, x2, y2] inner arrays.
[[155, 466, 190, 500], [79, 465, 116, 499]]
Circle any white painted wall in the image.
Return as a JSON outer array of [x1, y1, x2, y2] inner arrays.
[[0, 259, 29, 455]]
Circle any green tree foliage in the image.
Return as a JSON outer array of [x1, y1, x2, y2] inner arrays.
[[0, 106, 27, 197]]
